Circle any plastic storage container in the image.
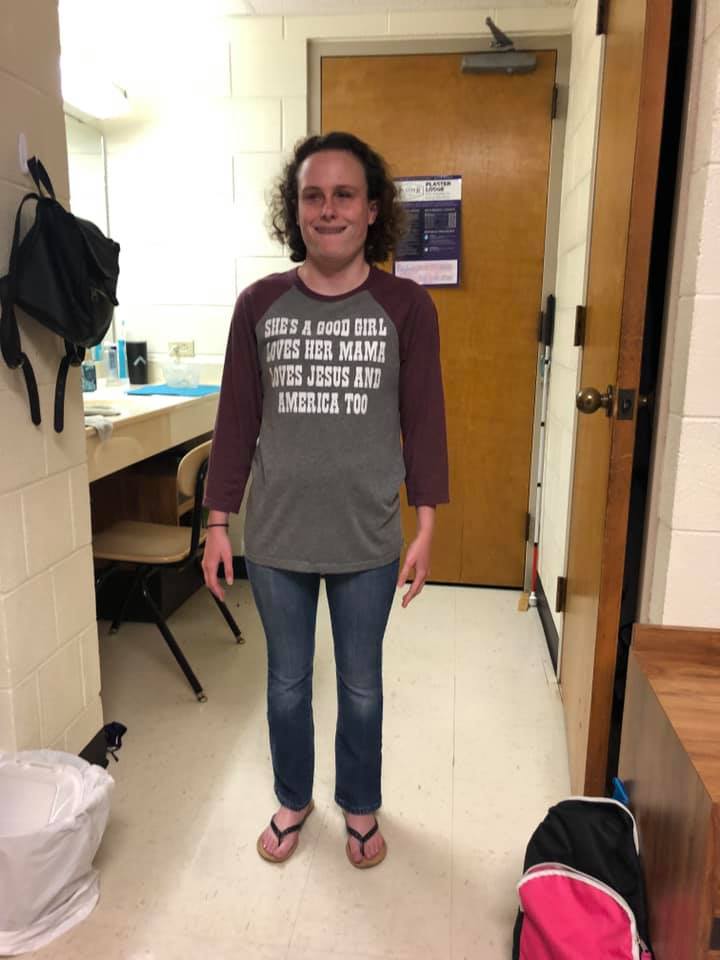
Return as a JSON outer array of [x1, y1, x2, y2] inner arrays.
[[0, 751, 114, 956], [162, 360, 200, 388]]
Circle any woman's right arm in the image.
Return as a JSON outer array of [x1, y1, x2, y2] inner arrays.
[[202, 293, 263, 600], [202, 510, 233, 601]]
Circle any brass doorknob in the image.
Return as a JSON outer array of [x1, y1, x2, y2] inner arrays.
[[576, 385, 614, 416]]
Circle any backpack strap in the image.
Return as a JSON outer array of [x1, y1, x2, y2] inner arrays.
[[54, 341, 85, 433], [27, 156, 56, 199], [0, 192, 42, 425]]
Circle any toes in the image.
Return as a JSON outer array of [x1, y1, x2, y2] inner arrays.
[[264, 831, 278, 854], [348, 836, 383, 862]]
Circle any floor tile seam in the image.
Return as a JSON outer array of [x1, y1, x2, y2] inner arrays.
[[285, 801, 330, 958], [286, 946, 419, 960]]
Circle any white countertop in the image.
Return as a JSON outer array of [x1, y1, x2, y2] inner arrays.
[[84, 384, 219, 482]]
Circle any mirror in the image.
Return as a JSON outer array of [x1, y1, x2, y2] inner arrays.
[[64, 114, 108, 233], [64, 113, 114, 351]]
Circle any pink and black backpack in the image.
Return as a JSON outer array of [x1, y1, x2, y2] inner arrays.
[[513, 797, 652, 959]]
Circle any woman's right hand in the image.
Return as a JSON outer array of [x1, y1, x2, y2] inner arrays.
[[202, 527, 234, 601]]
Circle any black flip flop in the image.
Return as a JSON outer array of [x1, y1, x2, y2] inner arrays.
[[345, 817, 387, 869], [257, 800, 315, 863]]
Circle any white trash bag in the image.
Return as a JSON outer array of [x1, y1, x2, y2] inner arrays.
[[0, 750, 114, 956]]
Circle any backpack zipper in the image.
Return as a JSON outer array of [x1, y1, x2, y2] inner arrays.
[[518, 863, 650, 959]]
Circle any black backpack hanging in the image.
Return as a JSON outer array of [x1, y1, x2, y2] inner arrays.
[[0, 156, 120, 432]]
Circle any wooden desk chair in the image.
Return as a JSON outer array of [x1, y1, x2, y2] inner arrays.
[[93, 440, 242, 702]]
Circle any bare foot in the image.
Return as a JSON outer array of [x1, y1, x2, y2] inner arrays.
[[345, 812, 385, 864], [258, 801, 313, 861]]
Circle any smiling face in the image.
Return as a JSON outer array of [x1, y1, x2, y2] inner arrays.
[[296, 149, 378, 271]]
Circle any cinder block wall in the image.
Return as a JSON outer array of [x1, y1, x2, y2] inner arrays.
[[0, 0, 103, 753], [641, 0, 720, 627]]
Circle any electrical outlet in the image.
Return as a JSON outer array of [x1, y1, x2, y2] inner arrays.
[[168, 340, 195, 357]]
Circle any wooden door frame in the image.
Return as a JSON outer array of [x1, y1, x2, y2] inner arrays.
[[561, 0, 674, 794], [310, 34, 570, 590]]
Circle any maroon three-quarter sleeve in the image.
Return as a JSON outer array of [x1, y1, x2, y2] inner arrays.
[[396, 286, 449, 507], [203, 284, 269, 512], [205, 273, 295, 511]]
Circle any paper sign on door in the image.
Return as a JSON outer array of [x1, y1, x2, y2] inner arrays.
[[393, 175, 462, 287]]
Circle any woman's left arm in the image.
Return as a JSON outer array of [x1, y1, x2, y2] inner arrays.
[[396, 285, 449, 608], [397, 505, 436, 608]]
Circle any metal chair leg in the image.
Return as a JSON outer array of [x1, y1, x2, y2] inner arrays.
[[95, 563, 121, 597], [194, 554, 244, 644], [110, 566, 145, 635], [211, 593, 245, 644], [139, 574, 207, 703]]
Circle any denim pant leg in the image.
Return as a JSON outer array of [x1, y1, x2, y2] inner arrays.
[[325, 558, 399, 814], [245, 559, 320, 811]]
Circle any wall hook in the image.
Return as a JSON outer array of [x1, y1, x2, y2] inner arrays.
[[18, 133, 30, 175]]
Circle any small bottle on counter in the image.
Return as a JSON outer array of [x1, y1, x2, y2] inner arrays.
[[105, 343, 120, 384], [81, 361, 97, 392]]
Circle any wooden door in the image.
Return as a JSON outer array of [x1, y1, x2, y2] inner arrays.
[[322, 53, 556, 586], [560, 0, 673, 795]]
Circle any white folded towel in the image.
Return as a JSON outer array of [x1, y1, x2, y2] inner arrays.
[[84, 415, 114, 442]]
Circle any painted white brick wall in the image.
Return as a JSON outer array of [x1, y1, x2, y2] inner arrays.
[[641, 0, 720, 627], [0, 0, 103, 753], [538, 0, 602, 634]]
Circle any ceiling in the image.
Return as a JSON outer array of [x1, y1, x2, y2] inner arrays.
[[60, 0, 574, 22], [59, 0, 575, 45], [58, 0, 574, 118], [223, 0, 572, 11]]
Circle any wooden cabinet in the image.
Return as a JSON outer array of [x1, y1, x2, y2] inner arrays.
[[618, 626, 720, 959]]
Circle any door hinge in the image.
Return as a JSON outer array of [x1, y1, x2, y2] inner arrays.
[[551, 83, 559, 120], [525, 512, 532, 542], [555, 576, 567, 613], [596, 0, 609, 35], [542, 294, 556, 348], [574, 305, 587, 347]]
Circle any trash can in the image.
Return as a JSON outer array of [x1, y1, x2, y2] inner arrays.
[[0, 751, 114, 956]]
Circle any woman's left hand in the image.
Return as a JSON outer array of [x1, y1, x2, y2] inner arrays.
[[397, 529, 433, 608]]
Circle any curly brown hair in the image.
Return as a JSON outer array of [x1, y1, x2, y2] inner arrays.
[[269, 132, 405, 264]]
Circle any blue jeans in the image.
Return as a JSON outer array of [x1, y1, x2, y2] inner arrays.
[[245, 558, 399, 814]]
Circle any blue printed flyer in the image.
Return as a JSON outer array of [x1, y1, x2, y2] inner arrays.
[[393, 175, 462, 287]]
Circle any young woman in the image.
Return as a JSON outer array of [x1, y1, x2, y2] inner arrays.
[[202, 132, 448, 868]]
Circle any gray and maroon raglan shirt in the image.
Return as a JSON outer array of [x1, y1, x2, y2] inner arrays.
[[204, 266, 449, 574]]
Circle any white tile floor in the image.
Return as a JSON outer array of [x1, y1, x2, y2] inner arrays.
[[37, 580, 570, 960]]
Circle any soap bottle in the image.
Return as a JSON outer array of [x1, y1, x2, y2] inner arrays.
[[105, 343, 120, 384]]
